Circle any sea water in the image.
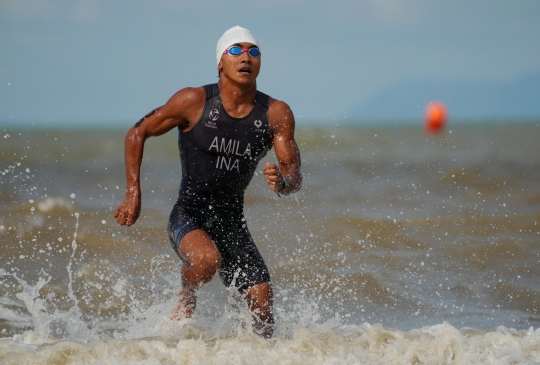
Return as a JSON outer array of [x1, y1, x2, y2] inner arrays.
[[1, 123, 540, 364]]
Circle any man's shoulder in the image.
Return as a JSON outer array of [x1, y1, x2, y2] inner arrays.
[[268, 97, 293, 117], [161, 86, 208, 128], [169, 86, 207, 106], [267, 96, 295, 134]]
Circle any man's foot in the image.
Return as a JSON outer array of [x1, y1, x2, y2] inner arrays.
[[171, 289, 196, 320], [253, 319, 274, 339]]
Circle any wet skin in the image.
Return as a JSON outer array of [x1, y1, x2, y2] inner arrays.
[[114, 41, 302, 338]]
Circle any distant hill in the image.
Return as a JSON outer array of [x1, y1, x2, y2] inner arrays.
[[348, 71, 540, 122]]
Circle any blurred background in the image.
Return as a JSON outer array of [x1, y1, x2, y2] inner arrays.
[[1, 0, 539, 128], [2, 0, 540, 355]]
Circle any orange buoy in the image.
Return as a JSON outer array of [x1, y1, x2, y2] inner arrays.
[[425, 101, 447, 134]]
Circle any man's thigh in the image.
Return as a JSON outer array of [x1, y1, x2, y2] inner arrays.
[[178, 229, 221, 265]]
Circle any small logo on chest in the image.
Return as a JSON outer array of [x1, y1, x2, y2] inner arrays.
[[254, 120, 262, 128], [209, 109, 220, 121]]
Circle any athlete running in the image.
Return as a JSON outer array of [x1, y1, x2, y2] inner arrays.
[[113, 26, 302, 338]]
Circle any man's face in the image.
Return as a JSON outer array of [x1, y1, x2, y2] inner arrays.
[[218, 42, 261, 85]]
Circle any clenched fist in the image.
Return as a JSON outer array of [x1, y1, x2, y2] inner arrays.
[[263, 162, 286, 194]]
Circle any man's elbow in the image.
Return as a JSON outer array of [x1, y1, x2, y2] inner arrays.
[[125, 125, 148, 145], [292, 171, 303, 193]]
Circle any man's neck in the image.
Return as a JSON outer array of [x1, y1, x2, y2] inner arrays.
[[218, 79, 257, 118]]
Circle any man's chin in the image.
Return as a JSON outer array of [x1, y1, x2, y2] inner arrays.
[[233, 77, 257, 86], [220, 72, 257, 86]]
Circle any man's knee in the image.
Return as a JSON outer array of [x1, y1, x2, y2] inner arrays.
[[180, 230, 222, 276], [191, 249, 222, 278], [201, 249, 222, 273]]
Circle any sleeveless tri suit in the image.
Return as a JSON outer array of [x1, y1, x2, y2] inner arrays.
[[168, 83, 273, 291]]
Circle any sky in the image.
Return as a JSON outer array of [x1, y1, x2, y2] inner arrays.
[[1, 0, 540, 128]]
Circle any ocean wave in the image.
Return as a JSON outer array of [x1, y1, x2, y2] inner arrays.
[[1, 322, 539, 365]]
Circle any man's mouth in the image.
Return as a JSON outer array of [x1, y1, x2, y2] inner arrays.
[[238, 67, 251, 74]]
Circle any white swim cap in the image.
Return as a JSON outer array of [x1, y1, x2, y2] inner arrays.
[[216, 26, 260, 65]]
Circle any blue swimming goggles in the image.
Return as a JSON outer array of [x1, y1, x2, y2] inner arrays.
[[223, 46, 261, 58]]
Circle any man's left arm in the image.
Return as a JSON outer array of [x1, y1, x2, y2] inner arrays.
[[263, 99, 302, 196]]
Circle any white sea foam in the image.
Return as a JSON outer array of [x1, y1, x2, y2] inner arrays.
[[2, 263, 540, 364], [1, 320, 539, 364], [0, 301, 31, 326]]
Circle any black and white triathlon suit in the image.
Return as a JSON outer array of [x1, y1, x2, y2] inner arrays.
[[168, 83, 273, 291]]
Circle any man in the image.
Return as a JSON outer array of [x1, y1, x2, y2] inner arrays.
[[113, 26, 302, 338]]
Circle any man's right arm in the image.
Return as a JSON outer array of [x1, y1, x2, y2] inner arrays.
[[114, 87, 205, 226]]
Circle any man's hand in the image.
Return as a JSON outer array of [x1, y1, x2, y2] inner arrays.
[[263, 162, 285, 194], [113, 192, 141, 226]]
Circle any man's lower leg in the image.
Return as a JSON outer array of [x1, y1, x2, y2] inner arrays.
[[172, 246, 221, 320], [243, 282, 274, 338]]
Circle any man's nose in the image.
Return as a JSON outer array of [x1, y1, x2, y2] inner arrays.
[[239, 51, 251, 62]]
